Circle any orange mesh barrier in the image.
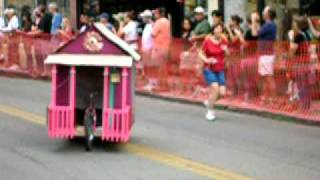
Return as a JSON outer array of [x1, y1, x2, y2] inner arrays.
[[0, 32, 61, 78], [136, 39, 320, 122], [1, 33, 319, 122]]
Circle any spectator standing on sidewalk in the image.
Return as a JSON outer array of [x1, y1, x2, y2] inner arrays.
[[57, 17, 74, 44], [139, 10, 153, 84], [257, 6, 277, 104], [21, 5, 33, 32], [150, 7, 171, 91], [118, 11, 139, 50], [244, 12, 260, 41], [182, 18, 193, 40], [242, 12, 261, 102], [287, 16, 313, 110], [199, 23, 229, 121], [1, 8, 19, 32], [99, 13, 116, 34], [190, 7, 211, 44], [79, 14, 91, 33], [211, 10, 223, 26], [225, 15, 245, 98], [48, 2, 63, 35], [37, 5, 53, 34]]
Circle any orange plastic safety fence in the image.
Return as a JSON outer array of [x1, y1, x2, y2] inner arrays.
[[0, 32, 61, 78], [136, 39, 320, 122], [1, 33, 319, 122]]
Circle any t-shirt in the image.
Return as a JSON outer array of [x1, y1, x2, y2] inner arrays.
[[202, 37, 227, 72], [51, 13, 63, 34], [142, 23, 153, 51], [1, 15, 19, 32], [152, 17, 171, 50], [0, 17, 5, 29], [258, 21, 277, 41], [38, 13, 53, 34], [258, 21, 277, 54], [122, 20, 139, 50], [245, 29, 258, 41], [293, 32, 309, 57], [192, 19, 211, 36]]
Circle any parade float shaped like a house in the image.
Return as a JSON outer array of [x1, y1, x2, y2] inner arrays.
[[45, 23, 140, 143]]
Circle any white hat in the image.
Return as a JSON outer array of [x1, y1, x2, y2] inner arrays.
[[48, 2, 58, 9], [4, 8, 15, 15], [194, 6, 205, 14], [140, 10, 152, 17]]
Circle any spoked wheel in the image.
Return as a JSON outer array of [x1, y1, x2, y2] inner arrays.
[[84, 113, 95, 151]]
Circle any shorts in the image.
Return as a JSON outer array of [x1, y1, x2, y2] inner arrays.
[[203, 69, 225, 86], [258, 55, 275, 76]]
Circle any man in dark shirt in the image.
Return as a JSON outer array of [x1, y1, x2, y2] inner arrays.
[[258, 6, 277, 103], [38, 5, 52, 34], [258, 6, 277, 53]]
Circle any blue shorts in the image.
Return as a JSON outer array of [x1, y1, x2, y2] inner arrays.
[[203, 69, 225, 86]]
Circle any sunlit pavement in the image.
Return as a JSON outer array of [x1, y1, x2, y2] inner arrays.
[[1, 77, 320, 180]]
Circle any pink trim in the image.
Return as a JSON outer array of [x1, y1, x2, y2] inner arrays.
[[122, 68, 128, 107], [121, 68, 128, 139], [102, 67, 131, 142], [48, 106, 73, 138], [70, 66, 76, 137], [102, 67, 110, 139], [102, 107, 131, 142], [48, 66, 76, 139], [48, 65, 57, 137]]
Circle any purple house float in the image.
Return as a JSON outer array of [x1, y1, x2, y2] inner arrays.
[[45, 23, 140, 147]]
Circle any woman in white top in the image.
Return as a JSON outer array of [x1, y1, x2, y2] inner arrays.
[[141, 10, 153, 52], [140, 10, 154, 90], [1, 8, 19, 32], [118, 12, 139, 50]]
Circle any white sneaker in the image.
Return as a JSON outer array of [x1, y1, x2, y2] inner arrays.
[[143, 83, 154, 92], [206, 110, 216, 121]]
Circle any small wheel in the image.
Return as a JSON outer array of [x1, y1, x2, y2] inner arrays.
[[85, 135, 93, 151], [84, 114, 95, 151]]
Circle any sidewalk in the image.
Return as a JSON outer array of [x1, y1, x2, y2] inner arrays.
[[136, 87, 320, 125]]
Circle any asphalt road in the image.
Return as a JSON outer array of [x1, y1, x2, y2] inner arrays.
[[0, 77, 320, 180]]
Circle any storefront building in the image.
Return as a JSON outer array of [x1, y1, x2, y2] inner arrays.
[[0, 0, 318, 39]]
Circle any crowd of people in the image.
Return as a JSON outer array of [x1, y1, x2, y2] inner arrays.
[[0, 3, 73, 43], [0, 3, 319, 121], [180, 6, 319, 120]]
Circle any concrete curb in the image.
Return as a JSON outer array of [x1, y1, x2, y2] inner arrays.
[[136, 91, 320, 127]]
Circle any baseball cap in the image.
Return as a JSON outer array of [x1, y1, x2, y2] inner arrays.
[[140, 10, 152, 17], [100, 13, 109, 20], [194, 6, 205, 14]]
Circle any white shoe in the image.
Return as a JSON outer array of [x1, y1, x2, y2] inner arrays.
[[206, 110, 216, 121], [143, 83, 154, 92]]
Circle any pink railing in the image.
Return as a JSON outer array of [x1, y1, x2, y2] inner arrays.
[[102, 107, 131, 142], [48, 106, 75, 138]]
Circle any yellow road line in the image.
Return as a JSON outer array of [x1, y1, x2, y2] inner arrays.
[[0, 104, 252, 180]]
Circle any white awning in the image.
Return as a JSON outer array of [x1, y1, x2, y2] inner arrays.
[[45, 54, 133, 67]]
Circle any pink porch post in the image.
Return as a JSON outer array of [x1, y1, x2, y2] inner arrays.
[[102, 67, 110, 140], [121, 68, 128, 140], [69, 66, 76, 137], [49, 65, 57, 137]]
